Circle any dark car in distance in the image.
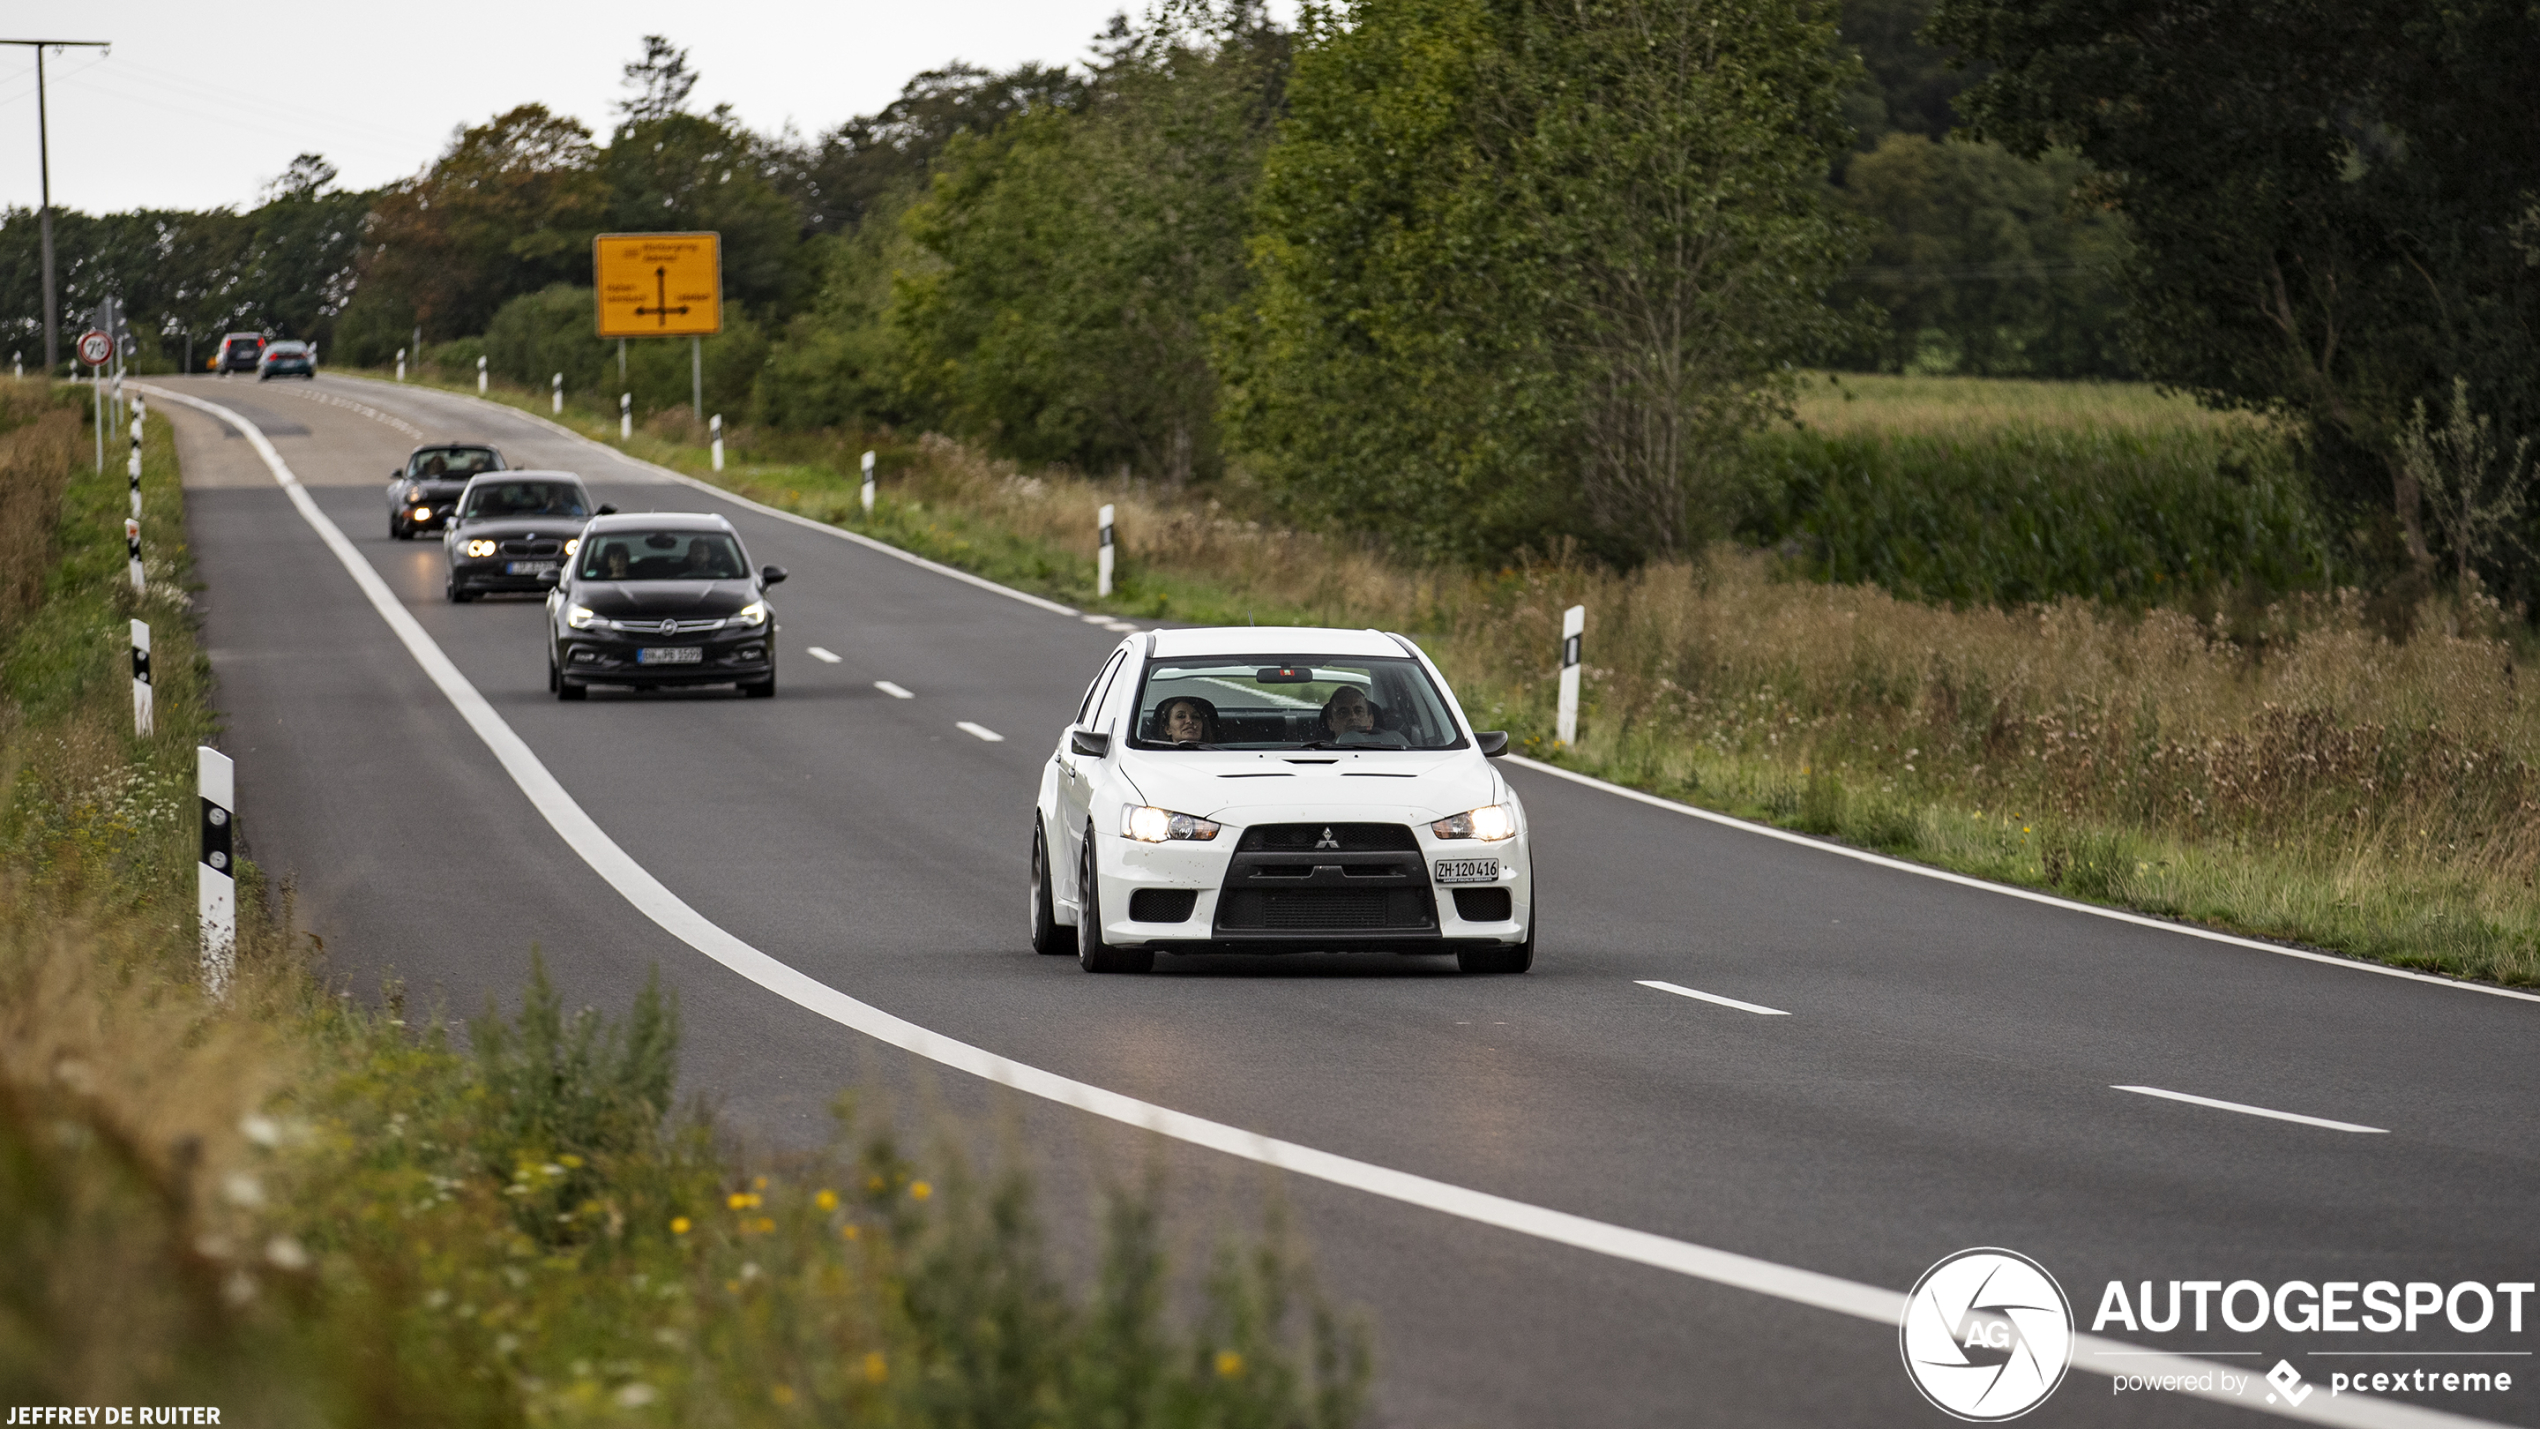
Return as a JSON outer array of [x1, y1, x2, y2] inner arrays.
[[213, 333, 265, 373], [258, 340, 316, 380], [443, 472, 612, 602], [544, 513, 786, 700], [389, 443, 507, 538]]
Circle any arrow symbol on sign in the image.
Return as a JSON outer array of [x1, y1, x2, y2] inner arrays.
[[634, 265, 692, 328]]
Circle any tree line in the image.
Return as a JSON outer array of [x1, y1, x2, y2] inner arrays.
[[7, 0, 2534, 588]]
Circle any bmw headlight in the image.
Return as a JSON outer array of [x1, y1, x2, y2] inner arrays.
[[565, 604, 601, 630], [564, 537, 580, 557], [1122, 806, 1221, 843], [466, 539, 497, 558], [1431, 805, 1516, 841], [730, 600, 768, 628], [411, 506, 430, 521]]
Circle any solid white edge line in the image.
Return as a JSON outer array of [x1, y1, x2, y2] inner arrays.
[[956, 721, 1007, 743], [806, 647, 842, 664], [1636, 979, 1790, 1016], [326, 373, 1083, 618], [145, 381, 2501, 1429], [874, 680, 914, 700], [1506, 755, 2540, 1008], [2112, 1085, 2390, 1135]]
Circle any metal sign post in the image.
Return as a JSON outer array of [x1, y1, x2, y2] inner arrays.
[[77, 327, 109, 472], [198, 746, 236, 997], [1097, 504, 1117, 598], [1556, 604, 1585, 746], [131, 619, 152, 735], [861, 450, 875, 515]]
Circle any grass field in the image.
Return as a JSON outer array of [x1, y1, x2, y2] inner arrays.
[[0, 377, 1368, 1423], [362, 364, 2540, 988]]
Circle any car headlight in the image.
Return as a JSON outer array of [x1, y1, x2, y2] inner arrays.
[[564, 537, 580, 557], [1121, 806, 1221, 843], [1432, 805, 1516, 841], [411, 506, 430, 521], [466, 539, 497, 558], [565, 604, 600, 630], [730, 600, 768, 628]]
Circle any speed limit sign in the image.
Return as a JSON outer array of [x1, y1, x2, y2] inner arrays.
[[76, 329, 113, 367]]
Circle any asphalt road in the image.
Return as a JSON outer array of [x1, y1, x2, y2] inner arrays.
[[153, 372, 2540, 1428]]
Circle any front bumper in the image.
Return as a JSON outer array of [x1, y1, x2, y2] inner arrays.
[[451, 555, 567, 593], [1088, 819, 1530, 953], [556, 629, 774, 687]]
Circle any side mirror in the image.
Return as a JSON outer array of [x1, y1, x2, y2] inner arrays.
[[536, 568, 561, 588], [1069, 728, 1112, 758], [391, 468, 404, 479], [1476, 731, 1510, 758], [596, 503, 618, 515], [760, 564, 788, 586]]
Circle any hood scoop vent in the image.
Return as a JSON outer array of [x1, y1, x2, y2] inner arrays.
[[1218, 772, 1293, 778]]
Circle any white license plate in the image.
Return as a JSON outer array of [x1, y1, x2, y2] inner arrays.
[[1433, 858, 1500, 885], [505, 560, 556, 575], [636, 646, 703, 665]]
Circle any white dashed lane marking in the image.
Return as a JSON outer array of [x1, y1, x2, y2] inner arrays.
[[806, 646, 842, 663], [2112, 1085, 2388, 1134], [956, 721, 1005, 743], [1636, 980, 1790, 1017], [874, 680, 914, 699]]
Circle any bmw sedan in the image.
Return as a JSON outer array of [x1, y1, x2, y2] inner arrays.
[[443, 473, 610, 601], [545, 513, 786, 700], [1030, 626, 1533, 974], [389, 443, 507, 539]]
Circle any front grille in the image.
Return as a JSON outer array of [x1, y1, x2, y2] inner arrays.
[[604, 615, 727, 634], [1127, 889, 1198, 923], [1237, 823, 1417, 853], [1452, 888, 1513, 922], [1218, 888, 1432, 930], [500, 538, 563, 557]]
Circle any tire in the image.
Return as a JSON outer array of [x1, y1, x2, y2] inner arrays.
[[1029, 821, 1071, 956], [390, 516, 406, 540], [557, 677, 587, 702], [1457, 876, 1536, 974], [1077, 835, 1152, 974], [447, 580, 473, 604], [547, 654, 560, 694], [741, 672, 776, 699]]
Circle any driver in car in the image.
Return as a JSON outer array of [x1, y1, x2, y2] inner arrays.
[[1320, 686, 1379, 739]]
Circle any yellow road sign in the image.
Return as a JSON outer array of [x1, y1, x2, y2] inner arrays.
[[595, 232, 723, 338]]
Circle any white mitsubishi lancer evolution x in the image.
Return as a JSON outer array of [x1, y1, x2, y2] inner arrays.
[[1030, 626, 1534, 974]]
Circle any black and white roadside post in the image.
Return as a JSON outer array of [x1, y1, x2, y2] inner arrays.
[[126, 394, 143, 517], [198, 746, 236, 996], [551, 371, 563, 414], [130, 618, 152, 736], [125, 516, 144, 595], [710, 413, 724, 471], [860, 449, 875, 515], [476, 354, 487, 394], [1556, 603, 1585, 747], [395, 346, 406, 382], [619, 392, 632, 441], [1097, 503, 1116, 598]]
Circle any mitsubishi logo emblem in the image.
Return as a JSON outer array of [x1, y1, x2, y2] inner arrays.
[[1316, 827, 1340, 849]]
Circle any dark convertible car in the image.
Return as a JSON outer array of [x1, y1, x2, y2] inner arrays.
[[443, 472, 613, 601], [389, 444, 508, 539], [544, 512, 786, 700]]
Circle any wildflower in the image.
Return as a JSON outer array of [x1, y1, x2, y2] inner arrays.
[[670, 1217, 691, 1236], [614, 1384, 657, 1409], [559, 1154, 584, 1169], [1215, 1350, 1244, 1378], [815, 1189, 838, 1211], [753, 1176, 768, 1191], [842, 1224, 860, 1241], [755, 1217, 776, 1233], [863, 1352, 888, 1384], [909, 1181, 932, 1201]]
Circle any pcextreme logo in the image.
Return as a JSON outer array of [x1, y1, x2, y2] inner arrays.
[[1900, 1248, 2076, 1421]]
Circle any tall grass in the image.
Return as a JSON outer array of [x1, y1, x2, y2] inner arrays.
[[1, 377, 1371, 1424]]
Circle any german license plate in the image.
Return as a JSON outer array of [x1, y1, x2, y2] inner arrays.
[[636, 647, 702, 665], [505, 560, 555, 575], [1433, 858, 1500, 885]]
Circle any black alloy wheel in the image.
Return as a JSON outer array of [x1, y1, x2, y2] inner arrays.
[[1077, 833, 1152, 974], [1029, 821, 1070, 956]]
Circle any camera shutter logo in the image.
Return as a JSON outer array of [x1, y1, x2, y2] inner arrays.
[[1900, 1248, 2074, 1420]]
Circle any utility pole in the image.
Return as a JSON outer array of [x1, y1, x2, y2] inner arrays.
[[4, 38, 113, 371]]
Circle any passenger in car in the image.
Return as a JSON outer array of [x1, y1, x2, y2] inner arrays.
[[1156, 695, 1219, 745]]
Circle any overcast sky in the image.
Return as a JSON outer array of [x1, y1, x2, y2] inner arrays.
[[0, 2, 1294, 215]]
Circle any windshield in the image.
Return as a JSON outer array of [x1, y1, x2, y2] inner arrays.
[[578, 530, 747, 582], [1128, 654, 1466, 751], [411, 447, 501, 478], [460, 480, 589, 519]]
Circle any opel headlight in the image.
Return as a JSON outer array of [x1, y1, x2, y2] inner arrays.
[[565, 604, 601, 630], [1122, 806, 1221, 843], [411, 506, 430, 521], [731, 600, 768, 628], [466, 539, 498, 558], [1432, 805, 1516, 841]]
